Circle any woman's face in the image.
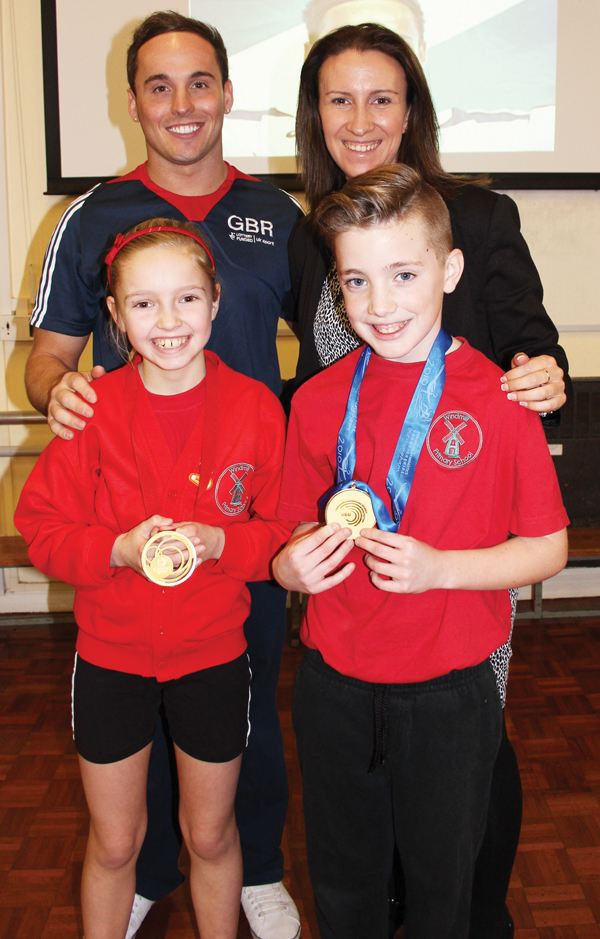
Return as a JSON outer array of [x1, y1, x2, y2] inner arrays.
[[318, 49, 410, 179]]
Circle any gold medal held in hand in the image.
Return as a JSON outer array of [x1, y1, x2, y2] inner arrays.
[[325, 488, 377, 539], [141, 531, 197, 587]]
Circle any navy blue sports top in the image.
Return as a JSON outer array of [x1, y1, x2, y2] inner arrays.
[[31, 163, 302, 396]]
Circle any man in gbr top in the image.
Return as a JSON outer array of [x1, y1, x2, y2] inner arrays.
[[25, 11, 302, 939]]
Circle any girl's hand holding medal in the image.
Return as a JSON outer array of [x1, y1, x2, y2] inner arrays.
[[171, 521, 225, 565], [110, 516, 224, 583], [110, 514, 175, 576]]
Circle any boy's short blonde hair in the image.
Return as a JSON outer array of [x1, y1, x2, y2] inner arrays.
[[313, 164, 453, 262]]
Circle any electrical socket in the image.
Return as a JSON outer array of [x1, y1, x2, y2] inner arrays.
[[0, 316, 32, 341]]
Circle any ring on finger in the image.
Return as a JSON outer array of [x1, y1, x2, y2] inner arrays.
[[542, 368, 551, 385]]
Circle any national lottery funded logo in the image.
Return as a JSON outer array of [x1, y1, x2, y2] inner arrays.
[[227, 215, 275, 246], [215, 463, 254, 515], [426, 411, 483, 469]]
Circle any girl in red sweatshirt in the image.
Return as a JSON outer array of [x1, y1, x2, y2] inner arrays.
[[15, 220, 292, 939]]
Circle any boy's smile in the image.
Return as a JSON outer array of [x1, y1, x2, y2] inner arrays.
[[335, 219, 464, 363]]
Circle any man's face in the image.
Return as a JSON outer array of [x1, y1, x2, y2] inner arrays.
[[335, 218, 463, 363], [312, 1, 426, 62], [128, 32, 233, 172]]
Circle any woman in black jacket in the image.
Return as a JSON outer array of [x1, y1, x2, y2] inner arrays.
[[290, 24, 567, 414], [288, 23, 568, 939]]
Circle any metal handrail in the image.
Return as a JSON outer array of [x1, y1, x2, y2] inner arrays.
[[0, 410, 47, 457], [0, 411, 46, 425]]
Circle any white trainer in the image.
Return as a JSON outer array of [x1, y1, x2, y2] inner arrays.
[[241, 882, 301, 939], [125, 894, 155, 939]]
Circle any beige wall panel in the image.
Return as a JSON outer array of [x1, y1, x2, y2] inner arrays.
[[558, 333, 600, 378]]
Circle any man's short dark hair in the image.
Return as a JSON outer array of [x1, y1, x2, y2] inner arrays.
[[126, 10, 229, 92]]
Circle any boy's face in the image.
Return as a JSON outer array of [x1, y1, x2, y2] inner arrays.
[[335, 217, 463, 363]]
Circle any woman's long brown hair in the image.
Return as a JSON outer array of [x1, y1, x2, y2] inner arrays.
[[296, 23, 486, 212]]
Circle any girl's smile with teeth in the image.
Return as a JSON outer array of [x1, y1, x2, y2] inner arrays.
[[151, 335, 190, 349]]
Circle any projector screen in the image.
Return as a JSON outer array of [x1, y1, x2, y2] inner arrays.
[[42, 0, 600, 193]]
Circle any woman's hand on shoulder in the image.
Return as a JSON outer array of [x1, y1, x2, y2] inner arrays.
[[500, 353, 566, 413]]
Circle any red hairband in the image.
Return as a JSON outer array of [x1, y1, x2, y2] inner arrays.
[[105, 226, 215, 288]]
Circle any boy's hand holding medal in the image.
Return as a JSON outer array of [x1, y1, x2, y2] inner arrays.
[[355, 529, 445, 594], [324, 488, 376, 538], [272, 522, 355, 595], [280, 327, 452, 596], [171, 521, 225, 566]]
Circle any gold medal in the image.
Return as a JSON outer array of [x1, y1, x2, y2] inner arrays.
[[325, 488, 377, 539], [141, 531, 197, 587]]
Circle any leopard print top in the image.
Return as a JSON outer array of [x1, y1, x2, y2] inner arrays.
[[313, 260, 360, 367]]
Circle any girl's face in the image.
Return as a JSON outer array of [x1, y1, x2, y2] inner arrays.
[[107, 244, 219, 394], [318, 49, 410, 179]]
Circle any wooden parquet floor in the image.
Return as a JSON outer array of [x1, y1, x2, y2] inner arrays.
[[2, 611, 600, 938]]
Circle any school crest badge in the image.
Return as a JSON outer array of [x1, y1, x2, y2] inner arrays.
[[215, 463, 254, 515], [426, 411, 482, 469]]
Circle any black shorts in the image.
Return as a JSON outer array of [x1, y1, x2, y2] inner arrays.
[[72, 653, 250, 765]]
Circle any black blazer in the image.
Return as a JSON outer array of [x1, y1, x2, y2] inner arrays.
[[288, 185, 569, 422]]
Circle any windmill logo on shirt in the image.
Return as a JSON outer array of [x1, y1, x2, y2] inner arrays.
[[426, 411, 482, 468], [215, 463, 254, 515], [442, 417, 466, 457]]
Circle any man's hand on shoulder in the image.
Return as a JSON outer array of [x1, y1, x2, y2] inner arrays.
[[25, 329, 103, 440], [47, 365, 106, 439]]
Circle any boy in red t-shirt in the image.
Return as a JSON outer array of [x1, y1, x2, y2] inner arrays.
[[274, 166, 568, 939]]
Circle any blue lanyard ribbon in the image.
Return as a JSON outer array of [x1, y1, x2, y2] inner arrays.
[[321, 328, 452, 532]]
